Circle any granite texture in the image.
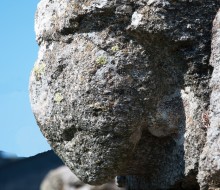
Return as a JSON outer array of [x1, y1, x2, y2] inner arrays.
[[30, 1, 220, 189]]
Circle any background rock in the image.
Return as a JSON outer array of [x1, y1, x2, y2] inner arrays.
[[30, 0, 220, 189], [41, 166, 125, 190]]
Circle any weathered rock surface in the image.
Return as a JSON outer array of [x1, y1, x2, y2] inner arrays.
[[198, 9, 220, 190], [30, 0, 220, 189], [41, 166, 125, 190]]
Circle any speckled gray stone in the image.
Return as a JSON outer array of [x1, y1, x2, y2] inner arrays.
[[198, 9, 220, 190], [30, 0, 220, 189]]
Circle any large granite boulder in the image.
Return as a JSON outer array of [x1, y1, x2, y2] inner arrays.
[[30, 0, 220, 189]]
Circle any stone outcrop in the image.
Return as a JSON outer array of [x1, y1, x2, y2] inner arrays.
[[41, 166, 125, 190], [30, 0, 220, 189]]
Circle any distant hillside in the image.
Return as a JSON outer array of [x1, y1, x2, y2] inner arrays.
[[0, 151, 23, 168], [0, 150, 63, 190]]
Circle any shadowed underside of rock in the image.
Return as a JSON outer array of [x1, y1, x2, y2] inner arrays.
[[30, 0, 220, 189]]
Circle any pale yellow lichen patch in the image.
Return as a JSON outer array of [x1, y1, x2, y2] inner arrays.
[[111, 45, 119, 52], [33, 62, 46, 80], [96, 56, 107, 65], [54, 92, 64, 104]]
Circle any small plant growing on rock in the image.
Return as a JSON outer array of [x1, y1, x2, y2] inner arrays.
[[54, 92, 64, 104], [33, 62, 46, 80], [96, 56, 107, 65]]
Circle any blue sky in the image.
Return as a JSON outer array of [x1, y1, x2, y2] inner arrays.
[[0, 0, 50, 157]]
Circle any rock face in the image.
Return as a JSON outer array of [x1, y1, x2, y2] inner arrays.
[[198, 9, 220, 190], [41, 166, 125, 190], [30, 0, 220, 189]]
